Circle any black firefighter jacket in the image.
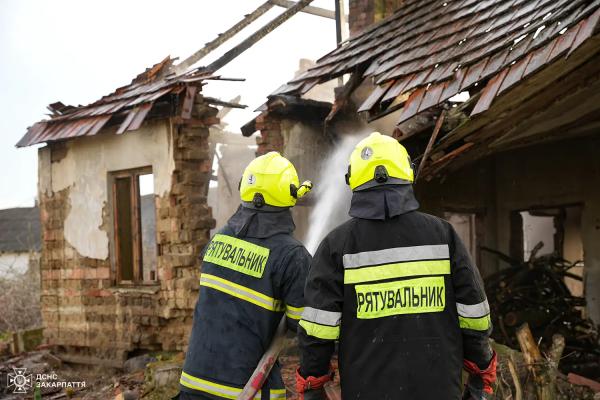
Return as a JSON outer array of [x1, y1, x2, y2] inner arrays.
[[181, 206, 311, 400], [298, 185, 492, 400]]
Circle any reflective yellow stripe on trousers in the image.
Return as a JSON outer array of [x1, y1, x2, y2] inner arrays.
[[200, 273, 284, 312], [180, 371, 286, 399]]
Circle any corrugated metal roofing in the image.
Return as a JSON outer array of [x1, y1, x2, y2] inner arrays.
[[17, 57, 232, 147], [273, 0, 600, 123]]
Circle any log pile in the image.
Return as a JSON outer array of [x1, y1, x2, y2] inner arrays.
[[492, 328, 597, 399], [483, 245, 600, 382]]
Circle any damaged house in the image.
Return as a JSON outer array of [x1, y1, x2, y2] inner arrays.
[[15, 58, 236, 365], [14, 0, 344, 367], [243, 0, 600, 372]]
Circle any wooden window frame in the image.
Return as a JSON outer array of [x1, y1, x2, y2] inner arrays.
[[111, 167, 156, 285], [444, 208, 485, 268]]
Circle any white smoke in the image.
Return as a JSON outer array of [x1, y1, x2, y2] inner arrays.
[[304, 134, 367, 255]]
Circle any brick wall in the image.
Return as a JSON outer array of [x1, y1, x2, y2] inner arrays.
[[38, 90, 218, 365], [254, 112, 284, 155], [349, 0, 403, 36]]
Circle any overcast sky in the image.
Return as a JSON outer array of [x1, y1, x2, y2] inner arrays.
[[0, 0, 341, 209]]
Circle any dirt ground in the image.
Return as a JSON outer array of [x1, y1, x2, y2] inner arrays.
[[0, 349, 333, 399], [1, 345, 595, 399]]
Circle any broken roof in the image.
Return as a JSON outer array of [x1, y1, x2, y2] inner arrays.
[[16, 57, 242, 147], [273, 0, 600, 123], [0, 207, 41, 253]]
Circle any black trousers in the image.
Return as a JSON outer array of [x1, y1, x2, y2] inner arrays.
[[173, 392, 212, 400]]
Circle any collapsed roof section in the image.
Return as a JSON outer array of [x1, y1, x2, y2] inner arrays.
[[16, 0, 326, 148], [16, 57, 244, 147], [273, 0, 600, 122]]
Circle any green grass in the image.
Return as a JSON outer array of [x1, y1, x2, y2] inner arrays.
[[0, 331, 10, 342]]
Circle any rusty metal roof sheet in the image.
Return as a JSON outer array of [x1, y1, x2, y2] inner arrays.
[[274, 0, 600, 123], [17, 56, 231, 147]]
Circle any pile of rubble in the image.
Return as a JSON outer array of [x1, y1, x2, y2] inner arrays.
[[484, 244, 600, 380], [0, 348, 182, 399]]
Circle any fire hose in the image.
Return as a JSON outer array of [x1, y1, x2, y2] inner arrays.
[[237, 317, 341, 400]]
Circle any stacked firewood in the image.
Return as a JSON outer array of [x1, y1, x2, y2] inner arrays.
[[483, 244, 599, 398]]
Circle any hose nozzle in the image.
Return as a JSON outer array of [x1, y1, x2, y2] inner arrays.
[[292, 180, 313, 199]]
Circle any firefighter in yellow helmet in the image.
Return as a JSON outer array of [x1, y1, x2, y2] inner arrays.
[[240, 151, 313, 209], [296, 132, 497, 400], [179, 152, 313, 400]]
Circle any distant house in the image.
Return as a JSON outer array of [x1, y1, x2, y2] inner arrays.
[[0, 207, 41, 276]]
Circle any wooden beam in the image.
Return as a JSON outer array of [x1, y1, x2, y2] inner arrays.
[[434, 37, 600, 154], [422, 40, 600, 178], [206, 0, 315, 73], [174, 1, 275, 73], [270, 0, 339, 20], [516, 323, 556, 400], [416, 110, 445, 182]]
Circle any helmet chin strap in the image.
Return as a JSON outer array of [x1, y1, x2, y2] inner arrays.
[[374, 165, 389, 183], [252, 193, 265, 208]]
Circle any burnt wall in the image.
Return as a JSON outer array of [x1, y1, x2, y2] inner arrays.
[[416, 135, 600, 324]]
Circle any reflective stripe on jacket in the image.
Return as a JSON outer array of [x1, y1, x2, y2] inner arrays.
[[181, 206, 311, 400], [299, 201, 491, 400]]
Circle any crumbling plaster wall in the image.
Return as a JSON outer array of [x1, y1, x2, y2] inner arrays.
[[416, 135, 600, 323], [39, 121, 175, 260], [37, 98, 219, 365]]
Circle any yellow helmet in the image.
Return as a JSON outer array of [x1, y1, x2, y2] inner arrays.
[[240, 152, 312, 208], [345, 132, 414, 191]]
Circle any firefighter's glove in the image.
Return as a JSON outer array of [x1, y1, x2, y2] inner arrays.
[[295, 180, 313, 199], [462, 351, 497, 400], [296, 368, 334, 400]]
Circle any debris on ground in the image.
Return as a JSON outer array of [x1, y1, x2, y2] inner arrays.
[[483, 244, 600, 380], [492, 329, 598, 399], [1, 336, 597, 399]]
